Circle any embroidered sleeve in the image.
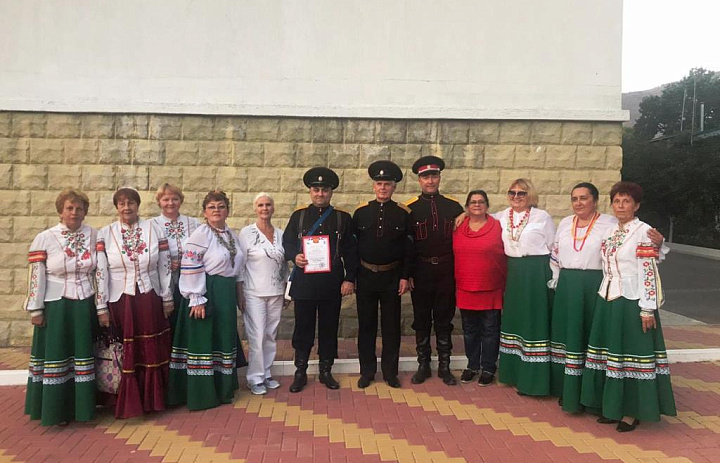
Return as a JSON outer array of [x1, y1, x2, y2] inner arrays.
[[24, 234, 48, 312], [179, 230, 208, 307], [636, 230, 663, 311], [155, 225, 173, 302], [94, 229, 110, 311]]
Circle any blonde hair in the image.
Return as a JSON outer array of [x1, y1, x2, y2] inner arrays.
[[253, 192, 274, 207], [508, 178, 539, 208], [155, 183, 185, 204], [55, 188, 90, 214]]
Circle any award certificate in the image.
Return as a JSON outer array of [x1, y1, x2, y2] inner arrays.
[[302, 235, 331, 273]]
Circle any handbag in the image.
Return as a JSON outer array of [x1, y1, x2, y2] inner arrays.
[[95, 327, 123, 394]]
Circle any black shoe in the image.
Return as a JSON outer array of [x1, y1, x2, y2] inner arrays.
[[357, 376, 373, 388], [289, 371, 307, 393], [597, 417, 619, 424], [460, 369, 478, 383], [411, 363, 431, 384], [386, 377, 401, 388], [438, 366, 457, 386], [319, 362, 340, 390], [616, 419, 640, 432], [478, 371, 494, 387], [558, 397, 564, 407]]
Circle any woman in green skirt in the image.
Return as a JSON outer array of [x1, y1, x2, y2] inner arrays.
[[24, 188, 109, 426], [495, 179, 556, 396], [549, 183, 664, 413], [168, 190, 246, 410], [581, 181, 676, 432]]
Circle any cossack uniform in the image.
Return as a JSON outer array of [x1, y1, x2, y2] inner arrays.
[[353, 161, 412, 388]]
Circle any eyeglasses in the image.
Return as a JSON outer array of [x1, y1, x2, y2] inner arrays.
[[507, 190, 528, 198], [205, 205, 227, 211], [468, 200, 487, 206]]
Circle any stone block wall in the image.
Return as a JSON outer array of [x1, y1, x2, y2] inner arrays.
[[0, 111, 622, 346]]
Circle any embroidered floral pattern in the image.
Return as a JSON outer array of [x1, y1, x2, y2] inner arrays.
[[165, 220, 186, 240], [642, 260, 657, 302], [61, 229, 91, 260], [184, 249, 205, 263], [120, 225, 147, 261], [28, 263, 41, 299], [602, 226, 627, 258]]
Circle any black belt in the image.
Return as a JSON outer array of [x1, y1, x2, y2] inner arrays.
[[419, 255, 452, 265], [360, 260, 400, 273]]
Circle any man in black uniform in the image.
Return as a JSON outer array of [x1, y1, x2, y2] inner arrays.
[[406, 156, 464, 386], [353, 160, 412, 389], [282, 167, 358, 393]]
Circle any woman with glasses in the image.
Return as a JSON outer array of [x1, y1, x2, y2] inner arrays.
[[548, 183, 665, 413], [496, 179, 556, 396], [167, 190, 246, 411], [453, 190, 507, 386], [581, 182, 676, 432], [95, 187, 174, 418]]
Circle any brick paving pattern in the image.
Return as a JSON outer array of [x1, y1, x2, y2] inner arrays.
[[2, 359, 720, 462]]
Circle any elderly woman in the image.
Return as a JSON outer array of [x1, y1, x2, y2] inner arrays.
[[168, 190, 246, 410], [495, 178, 556, 396], [96, 187, 174, 419], [453, 190, 507, 386], [24, 188, 105, 426], [581, 182, 676, 432], [152, 183, 200, 326], [548, 183, 665, 413], [238, 193, 289, 395]]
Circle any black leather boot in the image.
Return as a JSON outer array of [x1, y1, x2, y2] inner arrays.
[[437, 332, 457, 386], [411, 332, 432, 384], [318, 359, 340, 390], [289, 351, 309, 393]]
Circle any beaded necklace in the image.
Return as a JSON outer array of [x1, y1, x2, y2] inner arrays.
[[571, 212, 600, 252], [507, 208, 531, 241], [209, 224, 237, 268]]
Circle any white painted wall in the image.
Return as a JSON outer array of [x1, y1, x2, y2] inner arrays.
[[0, 0, 627, 121]]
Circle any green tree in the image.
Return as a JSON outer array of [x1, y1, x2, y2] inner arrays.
[[623, 69, 720, 248]]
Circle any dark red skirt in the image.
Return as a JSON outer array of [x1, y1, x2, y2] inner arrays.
[[103, 288, 171, 419]]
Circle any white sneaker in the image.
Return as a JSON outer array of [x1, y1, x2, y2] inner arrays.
[[264, 377, 281, 389], [248, 382, 267, 395]]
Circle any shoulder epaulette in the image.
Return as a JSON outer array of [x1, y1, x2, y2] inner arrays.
[[445, 195, 460, 203], [354, 201, 371, 213], [405, 197, 420, 207], [397, 202, 411, 213], [293, 205, 309, 213]]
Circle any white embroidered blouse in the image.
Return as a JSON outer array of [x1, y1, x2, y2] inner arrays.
[[597, 217, 664, 311], [152, 214, 200, 263], [493, 207, 556, 258], [548, 213, 668, 289], [238, 224, 289, 297], [179, 224, 246, 307], [95, 219, 173, 310], [24, 224, 98, 317]]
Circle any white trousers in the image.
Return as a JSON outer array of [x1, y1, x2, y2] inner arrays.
[[243, 293, 284, 385]]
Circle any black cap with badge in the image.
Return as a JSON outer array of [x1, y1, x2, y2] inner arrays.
[[303, 167, 340, 189], [368, 160, 403, 182], [411, 155, 445, 176]]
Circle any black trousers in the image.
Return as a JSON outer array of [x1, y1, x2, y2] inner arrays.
[[356, 280, 401, 380], [460, 308, 501, 374], [292, 297, 341, 362], [410, 268, 456, 337]]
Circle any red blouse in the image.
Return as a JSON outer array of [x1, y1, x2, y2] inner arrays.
[[453, 215, 507, 293]]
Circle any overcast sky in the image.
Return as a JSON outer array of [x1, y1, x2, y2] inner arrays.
[[623, 0, 720, 92]]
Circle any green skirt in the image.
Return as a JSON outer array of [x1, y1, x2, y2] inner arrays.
[[580, 296, 677, 422], [549, 268, 603, 413], [498, 255, 553, 396], [25, 297, 98, 426], [167, 274, 239, 411]]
